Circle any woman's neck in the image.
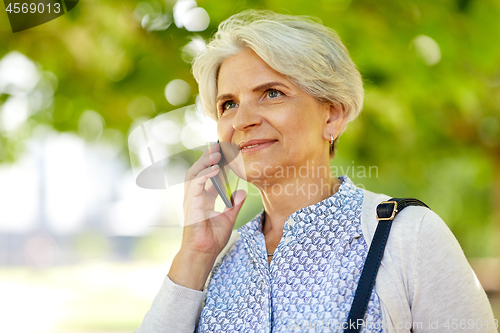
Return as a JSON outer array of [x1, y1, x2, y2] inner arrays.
[[257, 166, 342, 236]]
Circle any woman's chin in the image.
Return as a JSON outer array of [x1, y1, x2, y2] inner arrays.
[[243, 169, 287, 189], [242, 160, 282, 181]]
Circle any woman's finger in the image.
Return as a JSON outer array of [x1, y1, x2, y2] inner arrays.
[[184, 149, 221, 195], [185, 144, 221, 182], [186, 164, 220, 199]]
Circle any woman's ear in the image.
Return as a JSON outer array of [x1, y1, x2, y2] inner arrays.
[[323, 103, 346, 141]]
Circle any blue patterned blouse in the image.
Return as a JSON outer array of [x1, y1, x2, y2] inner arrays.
[[196, 176, 384, 333]]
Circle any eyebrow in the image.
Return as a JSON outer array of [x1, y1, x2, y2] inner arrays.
[[216, 81, 290, 103]]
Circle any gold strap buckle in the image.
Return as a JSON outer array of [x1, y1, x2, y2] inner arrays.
[[376, 201, 398, 221]]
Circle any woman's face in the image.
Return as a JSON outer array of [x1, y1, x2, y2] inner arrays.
[[216, 48, 341, 183]]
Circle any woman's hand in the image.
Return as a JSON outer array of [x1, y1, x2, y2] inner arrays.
[[168, 142, 246, 291]]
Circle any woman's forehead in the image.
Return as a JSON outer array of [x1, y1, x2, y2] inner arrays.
[[217, 49, 293, 95]]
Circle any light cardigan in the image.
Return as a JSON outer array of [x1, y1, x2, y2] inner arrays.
[[135, 189, 497, 333]]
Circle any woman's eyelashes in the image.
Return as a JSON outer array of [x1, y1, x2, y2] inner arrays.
[[220, 100, 238, 113], [265, 89, 284, 99]]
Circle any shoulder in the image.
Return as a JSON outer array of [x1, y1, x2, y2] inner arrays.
[[360, 188, 438, 247], [360, 189, 446, 323], [361, 188, 495, 329], [360, 187, 471, 287], [359, 188, 456, 283]]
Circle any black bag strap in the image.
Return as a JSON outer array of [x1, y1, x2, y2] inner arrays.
[[343, 198, 429, 333]]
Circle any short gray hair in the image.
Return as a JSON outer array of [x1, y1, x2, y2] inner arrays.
[[192, 10, 363, 152]]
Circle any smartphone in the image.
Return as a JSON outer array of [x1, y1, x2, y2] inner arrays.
[[209, 141, 235, 208]]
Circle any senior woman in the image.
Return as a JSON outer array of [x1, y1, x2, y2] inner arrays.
[[136, 10, 496, 333]]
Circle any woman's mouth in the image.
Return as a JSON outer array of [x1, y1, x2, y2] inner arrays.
[[240, 140, 277, 153]]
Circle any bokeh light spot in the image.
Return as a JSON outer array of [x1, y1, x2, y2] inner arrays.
[[183, 7, 210, 32], [412, 35, 441, 66], [78, 110, 105, 142], [173, 0, 197, 28], [165, 79, 191, 106]]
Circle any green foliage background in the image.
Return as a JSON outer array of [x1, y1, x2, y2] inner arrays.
[[1, 0, 500, 257]]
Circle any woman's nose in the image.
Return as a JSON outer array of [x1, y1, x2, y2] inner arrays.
[[232, 101, 262, 131]]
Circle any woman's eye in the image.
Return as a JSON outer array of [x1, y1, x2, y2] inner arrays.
[[222, 101, 238, 112], [266, 89, 283, 99]]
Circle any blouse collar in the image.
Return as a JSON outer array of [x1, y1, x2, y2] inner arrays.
[[239, 175, 360, 236]]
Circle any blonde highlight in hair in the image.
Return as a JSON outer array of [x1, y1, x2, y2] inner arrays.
[[192, 10, 363, 154]]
